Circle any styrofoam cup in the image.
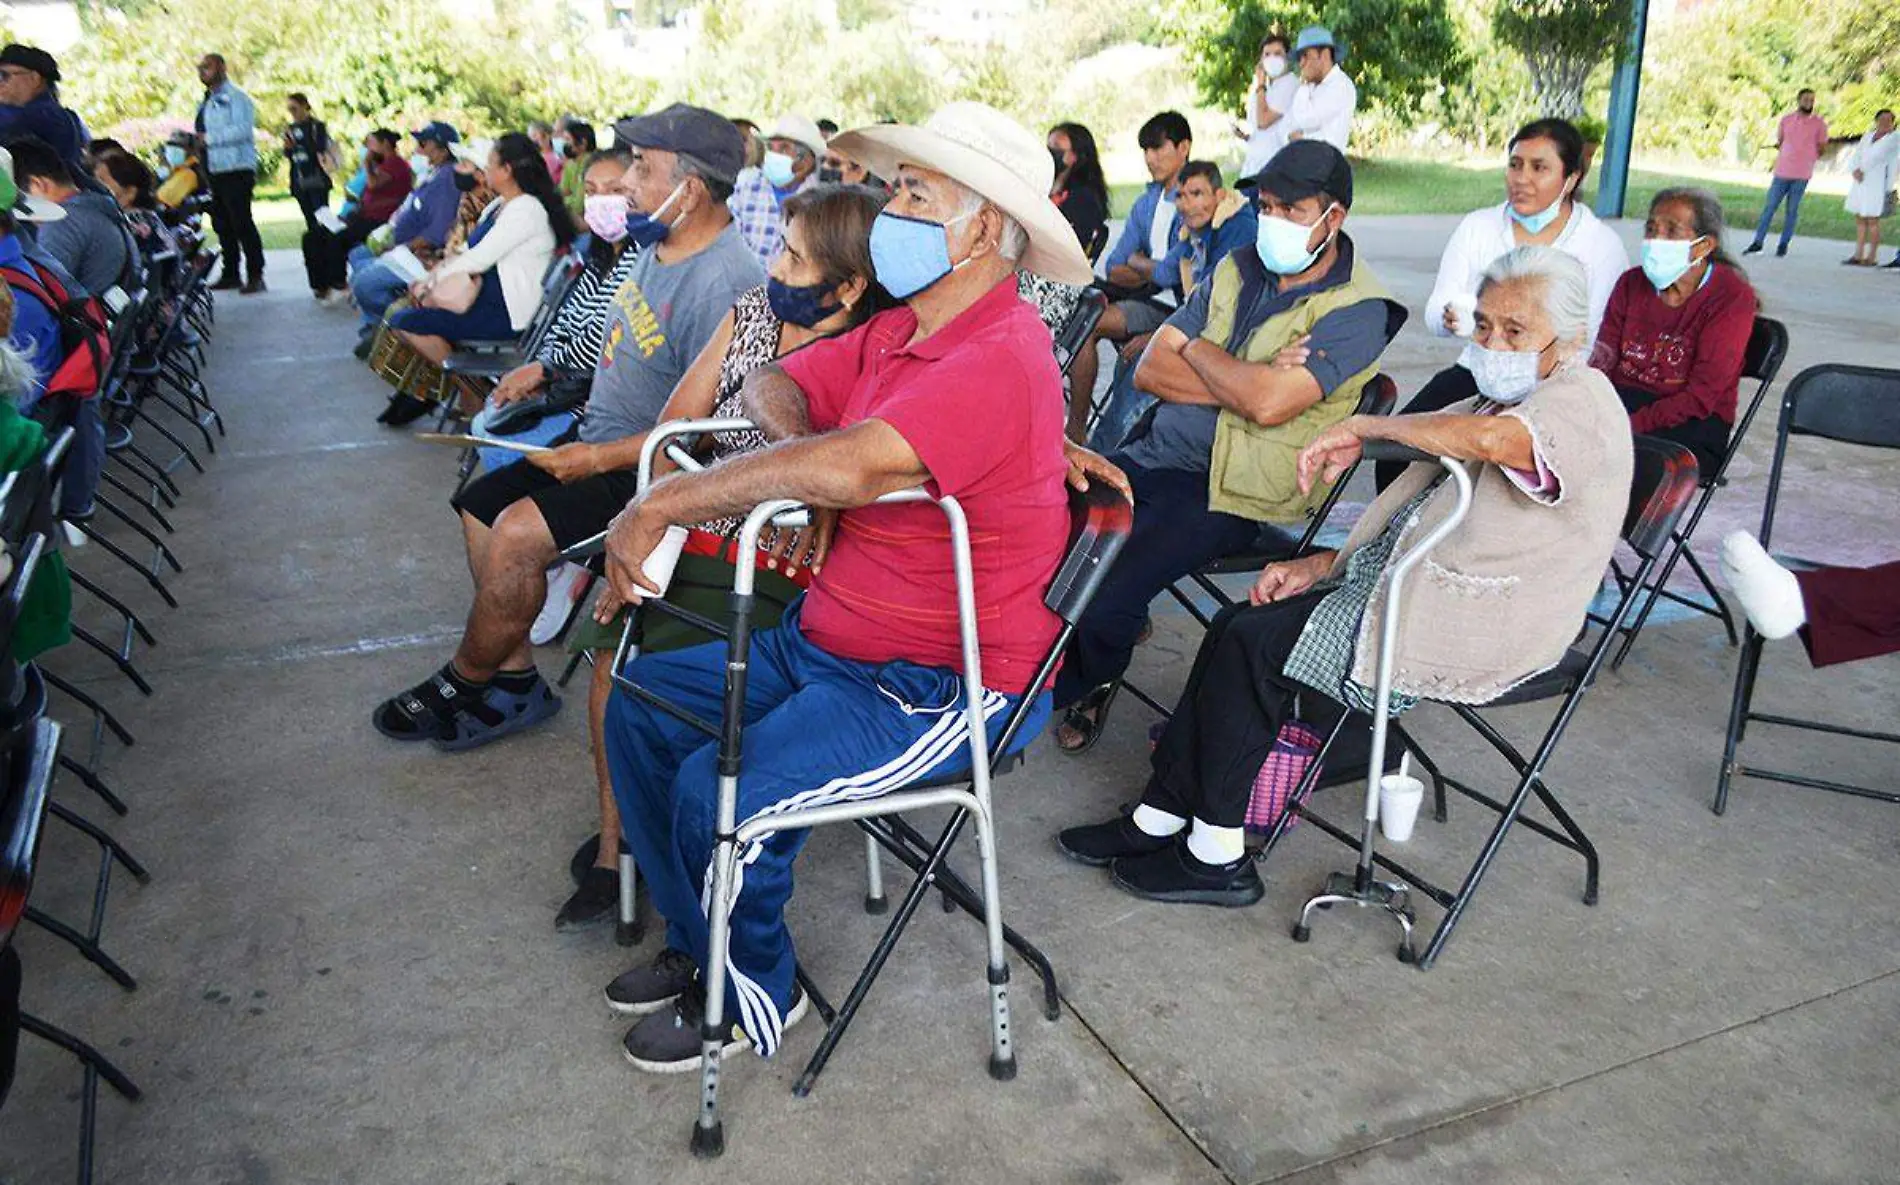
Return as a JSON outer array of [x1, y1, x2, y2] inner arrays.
[[1378, 774, 1426, 843], [633, 525, 690, 601], [1447, 293, 1478, 338]]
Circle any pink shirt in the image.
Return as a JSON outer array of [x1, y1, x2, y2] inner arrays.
[[778, 279, 1070, 694], [1773, 112, 1828, 180]]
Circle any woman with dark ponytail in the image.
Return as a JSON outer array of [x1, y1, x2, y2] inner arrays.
[[386, 132, 569, 398]]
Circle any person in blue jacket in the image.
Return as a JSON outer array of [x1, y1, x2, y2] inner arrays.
[[194, 52, 265, 292], [0, 46, 88, 176]]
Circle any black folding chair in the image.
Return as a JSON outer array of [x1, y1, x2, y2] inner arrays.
[[580, 422, 1131, 1156], [1261, 436, 1702, 969], [1715, 364, 1900, 814], [1120, 374, 1400, 718], [1052, 287, 1108, 379], [1610, 316, 1789, 668], [433, 246, 592, 433]]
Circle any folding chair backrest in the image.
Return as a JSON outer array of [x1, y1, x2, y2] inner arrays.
[[1623, 436, 1702, 561], [0, 715, 56, 950], [1757, 364, 1900, 547], [1696, 315, 1790, 491], [1082, 223, 1109, 263], [0, 429, 72, 550], [1287, 372, 1397, 555], [1053, 289, 1108, 379]]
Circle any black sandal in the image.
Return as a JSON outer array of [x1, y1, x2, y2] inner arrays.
[[1055, 682, 1121, 756], [371, 664, 466, 741], [378, 392, 434, 426]]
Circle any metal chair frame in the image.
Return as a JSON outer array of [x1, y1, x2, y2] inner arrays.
[[1715, 364, 1900, 813]]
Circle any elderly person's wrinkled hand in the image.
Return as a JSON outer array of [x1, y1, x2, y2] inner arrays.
[[765, 508, 837, 580], [490, 362, 544, 406], [1296, 416, 1365, 495], [1063, 439, 1133, 501], [1249, 550, 1334, 605], [602, 502, 669, 606], [525, 442, 603, 484]]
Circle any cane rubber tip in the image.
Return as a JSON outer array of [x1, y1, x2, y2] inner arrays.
[[1291, 923, 1311, 943], [863, 895, 889, 915], [989, 1053, 1018, 1082], [689, 1121, 725, 1159], [1397, 944, 1417, 965]]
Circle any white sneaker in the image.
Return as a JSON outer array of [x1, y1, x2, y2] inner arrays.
[[1718, 531, 1806, 640], [530, 561, 592, 646]]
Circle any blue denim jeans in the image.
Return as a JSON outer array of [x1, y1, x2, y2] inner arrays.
[[1085, 356, 1156, 454], [349, 250, 409, 332], [1751, 176, 1808, 250]]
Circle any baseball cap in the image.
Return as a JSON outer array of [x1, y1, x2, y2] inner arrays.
[[0, 147, 66, 223], [411, 121, 461, 147], [1243, 139, 1353, 208], [612, 103, 745, 185], [0, 45, 59, 84]]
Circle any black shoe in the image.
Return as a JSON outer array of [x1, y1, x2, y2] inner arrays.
[[1742, 242, 1763, 255], [621, 978, 807, 1074], [378, 392, 433, 426], [352, 330, 376, 360], [1055, 814, 1173, 868], [570, 832, 633, 887], [1776, 245, 1789, 258], [1886, 256, 1900, 269], [210, 274, 241, 291], [240, 276, 267, 295], [1109, 839, 1265, 907], [556, 866, 619, 932], [604, 946, 698, 1016]]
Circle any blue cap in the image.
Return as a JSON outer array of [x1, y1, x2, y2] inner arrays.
[[1294, 25, 1342, 61], [411, 120, 460, 146]]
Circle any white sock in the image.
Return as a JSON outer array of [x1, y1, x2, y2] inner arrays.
[[1185, 819, 1245, 866], [1719, 531, 1807, 640], [1130, 804, 1186, 838]]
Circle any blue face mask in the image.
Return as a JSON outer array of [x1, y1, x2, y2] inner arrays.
[[1253, 202, 1336, 275], [1641, 236, 1704, 291], [761, 150, 797, 189], [1510, 187, 1571, 234], [623, 181, 686, 249], [868, 210, 973, 299], [766, 276, 839, 328], [163, 145, 187, 167]]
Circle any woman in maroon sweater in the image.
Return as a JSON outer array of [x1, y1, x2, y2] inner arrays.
[[1592, 187, 1757, 476]]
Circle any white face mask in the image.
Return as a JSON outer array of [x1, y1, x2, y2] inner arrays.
[[1262, 53, 1288, 80], [1460, 337, 1556, 406], [409, 153, 432, 180]]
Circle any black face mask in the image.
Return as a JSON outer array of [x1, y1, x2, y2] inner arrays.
[[817, 166, 843, 184], [453, 171, 478, 193], [1050, 147, 1066, 176]]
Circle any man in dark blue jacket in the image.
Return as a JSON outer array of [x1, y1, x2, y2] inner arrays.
[[0, 46, 87, 176]]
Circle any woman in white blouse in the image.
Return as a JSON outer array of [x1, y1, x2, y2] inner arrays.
[[1376, 118, 1628, 488], [1843, 108, 1897, 266], [389, 132, 572, 364]]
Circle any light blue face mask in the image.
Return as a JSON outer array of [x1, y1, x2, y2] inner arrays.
[[163, 145, 187, 167], [1641, 235, 1705, 291], [1460, 338, 1555, 405], [761, 150, 796, 189], [1510, 186, 1572, 235], [1254, 202, 1337, 275], [869, 210, 973, 299]]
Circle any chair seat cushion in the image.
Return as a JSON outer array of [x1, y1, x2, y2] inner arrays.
[[1477, 646, 1590, 708], [442, 350, 523, 377]]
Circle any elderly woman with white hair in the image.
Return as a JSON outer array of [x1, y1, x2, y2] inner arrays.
[[1059, 245, 1634, 907]]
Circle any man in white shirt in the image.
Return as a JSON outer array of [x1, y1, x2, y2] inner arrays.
[[1281, 25, 1356, 154], [1239, 31, 1302, 178]]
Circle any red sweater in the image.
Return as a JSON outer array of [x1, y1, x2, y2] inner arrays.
[[1593, 263, 1756, 432], [358, 154, 414, 224]]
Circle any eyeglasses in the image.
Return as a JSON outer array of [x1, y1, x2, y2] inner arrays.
[[0, 68, 33, 81]]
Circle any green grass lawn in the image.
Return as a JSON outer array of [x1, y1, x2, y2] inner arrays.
[[1109, 157, 1860, 242], [256, 190, 307, 251]]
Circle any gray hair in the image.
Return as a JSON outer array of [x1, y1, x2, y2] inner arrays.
[[670, 151, 736, 204], [1649, 186, 1739, 268], [951, 181, 1028, 264], [1477, 245, 1592, 355], [0, 342, 37, 406]]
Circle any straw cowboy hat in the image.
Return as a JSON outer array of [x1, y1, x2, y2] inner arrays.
[[832, 102, 1092, 285]]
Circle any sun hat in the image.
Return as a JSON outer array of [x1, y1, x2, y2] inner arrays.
[[0, 147, 66, 223], [1293, 25, 1344, 62], [765, 115, 826, 160], [830, 102, 1091, 285], [450, 138, 494, 167]]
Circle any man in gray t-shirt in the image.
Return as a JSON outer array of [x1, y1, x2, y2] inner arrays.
[[372, 103, 762, 753]]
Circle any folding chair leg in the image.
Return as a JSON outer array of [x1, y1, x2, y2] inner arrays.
[[862, 832, 888, 914], [130, 403, 206, 475], [114, 442, 183, 499], [69, 571, 160, 649], [97, 469, 176, 533], [88, 494, 185, 573], [23, 906, 137, 990], [1529, 779, 1599, 905], [67, 525, 179, 609], [555, 648, 591, 690], [1679, 545, 1738, 645], [1714, 633, 1766, 816], [41, 669, 136, 749], [48, 799, 151, 882], [1417, 767, 1546, 971], [19, 1009, 142, 1185], [58, 753, 130, 816]]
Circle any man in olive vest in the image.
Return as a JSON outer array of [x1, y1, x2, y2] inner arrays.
[[1052, 141, 1405, 752]]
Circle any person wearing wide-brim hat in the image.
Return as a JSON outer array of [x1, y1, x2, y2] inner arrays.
[[1281, 23, 1358, 153], [594, 101, 1124, 1074]]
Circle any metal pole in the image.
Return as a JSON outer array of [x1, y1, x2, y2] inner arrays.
[[1594, 0, 1651, 220]]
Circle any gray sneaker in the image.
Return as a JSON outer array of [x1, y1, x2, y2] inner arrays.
[[621, 978, 808, 1074], [603, 947, 697, 1016]]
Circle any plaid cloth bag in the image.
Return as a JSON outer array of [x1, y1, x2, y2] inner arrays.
[[1245, 721, 1325, 835]]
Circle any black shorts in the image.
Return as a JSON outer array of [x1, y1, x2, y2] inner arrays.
[[450, 458, 642, 552]]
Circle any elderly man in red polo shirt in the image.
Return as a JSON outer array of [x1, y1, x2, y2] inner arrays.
[[592, 102, 1112, 1074]]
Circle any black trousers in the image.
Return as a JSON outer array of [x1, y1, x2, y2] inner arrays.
[[1142, 594, 1343, 828], [300, 214, 381, 292], [1614, 384, 1729, 478], [1051, 456, 1286, 707], [207, 169, 264, 281], [292, 184, 331, 232]]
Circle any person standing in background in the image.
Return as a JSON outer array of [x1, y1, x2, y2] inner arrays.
[[283, 92, 338, 233], [529, 120, 562, 184], [1281, 26, 1357, 153], [555, 120, 597, 221], [195, 52, 266, 293], [1842, 109, 1898, 267], [1745, 89, 1828, 258], [1237, 31, 1301, 179]]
